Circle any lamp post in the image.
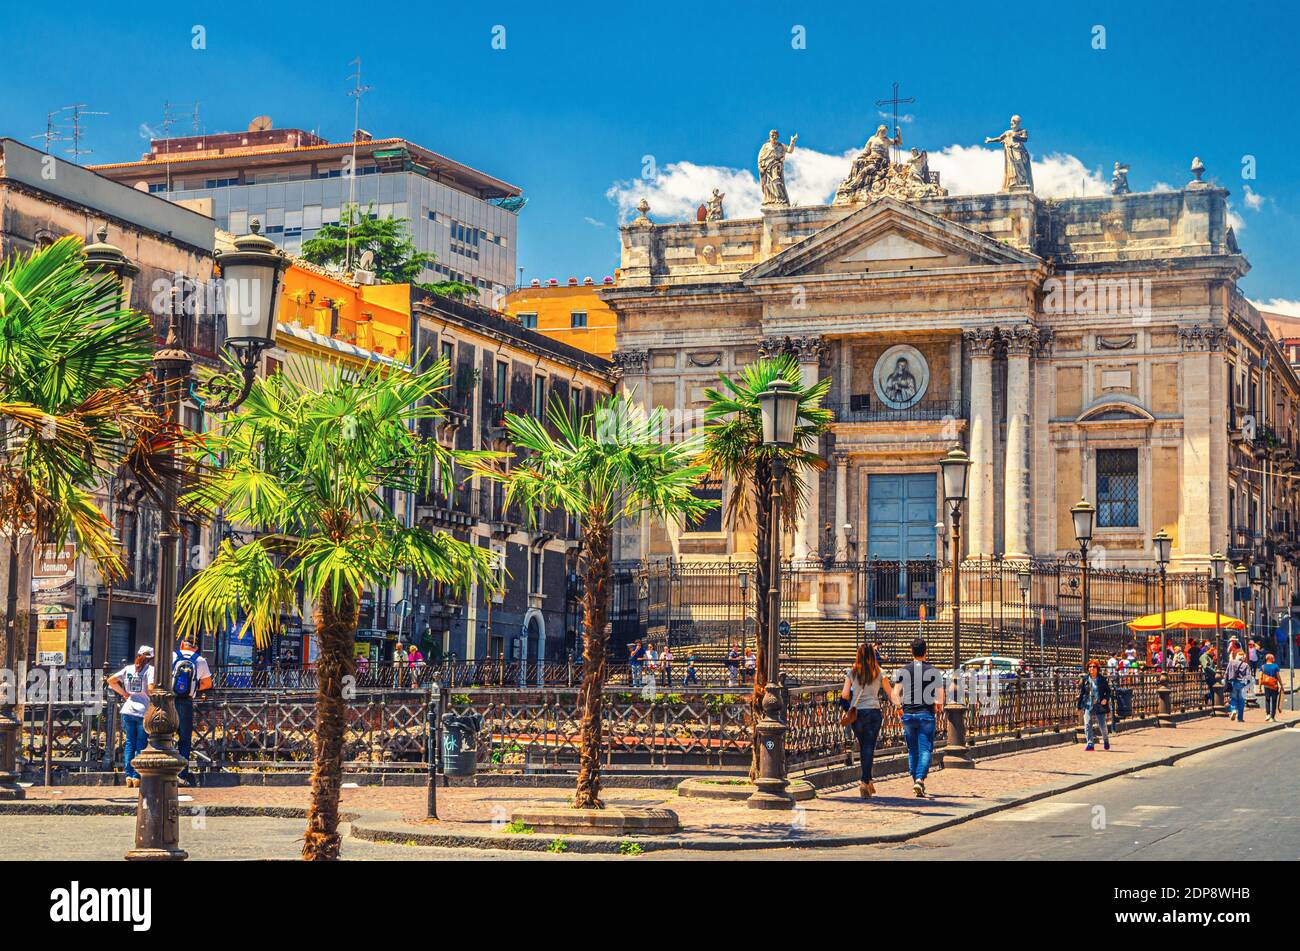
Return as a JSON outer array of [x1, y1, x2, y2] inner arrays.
[[1210, 551, 1226, 669], [748, 379, 799, 810], [1071, 499, 1095, 666], [738, 568, 749, 655], [1153, 529, 1172, 669], [124, 222, 288, 860], [939, 447, 972, 769], [1017, 566, 1031, 660]]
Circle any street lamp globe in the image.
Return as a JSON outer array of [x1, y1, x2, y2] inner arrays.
[[1152, 529, 1172, 567], [758, 379, 799, 448], [1234, 563, 1248, 587], [1210, 550, 1227, 582], [1070, 498, 1095, 544], [217, 219, 288, 351], [84, 224, 139, 309], [1017, 567, 1031, 597], [939, 447, 971, 505]]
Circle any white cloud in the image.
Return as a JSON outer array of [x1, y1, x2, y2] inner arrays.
[[607, 142, 1113, 222], [1251, 299, 1300, 319], [583, 216, 607, 229], [1227, 205, 1246, 233], [1242, 185, 1265, 210]]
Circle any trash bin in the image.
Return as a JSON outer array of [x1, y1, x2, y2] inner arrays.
[[441, 712, 483, 777], [1114, 687, 1133, 720]]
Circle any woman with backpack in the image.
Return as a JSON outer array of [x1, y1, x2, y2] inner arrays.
[[840, 643, 885, 799], [107, 646, 154, 789], [1225, 647, 1251, 721], [1260, 653, 1283, 721]]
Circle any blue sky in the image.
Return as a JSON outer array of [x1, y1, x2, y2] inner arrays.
[[4, 0, 1298, 306]]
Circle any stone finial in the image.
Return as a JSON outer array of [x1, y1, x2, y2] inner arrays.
[[1111, 162, 1130, 196], [95, 224, 109, 243], [1188, 156, 1208, 189], [631, 199, 652, 228]]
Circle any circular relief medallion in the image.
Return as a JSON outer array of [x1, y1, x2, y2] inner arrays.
[[873, 345, 929, 409]]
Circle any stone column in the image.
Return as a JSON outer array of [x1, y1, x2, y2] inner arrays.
[[964, 328, 997, 559], [612, 349, 651, 560], [833, 452, 849, 560], [1002, 326, 1035, 559]]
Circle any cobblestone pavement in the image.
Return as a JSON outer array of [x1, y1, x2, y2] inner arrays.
[[4, 709, 1293, 859]]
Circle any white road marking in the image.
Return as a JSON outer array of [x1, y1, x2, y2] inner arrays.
[[991, 801, 1091, 822]]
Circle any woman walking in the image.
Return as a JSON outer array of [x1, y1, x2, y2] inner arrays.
[[841, 644, 886, 798], [1225, 647, 1251, 721], [1077, 659, 1112, 751], [107, 645, 155, 789], [1260, 653, 1282, 721]]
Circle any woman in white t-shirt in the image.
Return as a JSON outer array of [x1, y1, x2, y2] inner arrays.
[[841, 643, 885, 799], [107, 645, 155, 788]]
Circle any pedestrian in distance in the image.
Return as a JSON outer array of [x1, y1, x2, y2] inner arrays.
[[628, 639, 645, 688], [1260, 653, 1282, 721], [743, 646, 756, 684], [724, 644, 740, 687], [1225, 647, 1251, 721], [107, 645, 155, 789], [643, 641, 658, 697], [684, 652, 699, 687], [1200, 644, 1217, 705], [889, 636, 944, 798], [171, 636, 212, 787], [1077, 659, 1111, 751], [841, 643, 885, 798], [661, 643, 674, 688]]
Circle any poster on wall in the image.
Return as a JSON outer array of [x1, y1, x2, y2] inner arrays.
[[36, 610, 70, 666]]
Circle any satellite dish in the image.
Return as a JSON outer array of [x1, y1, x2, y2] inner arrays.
[[358, 250, 375, 269], [132, 181, 150, 192], [248, 115, 273, 132]]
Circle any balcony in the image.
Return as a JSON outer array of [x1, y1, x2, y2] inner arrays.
[[827, 397, 968, 424]]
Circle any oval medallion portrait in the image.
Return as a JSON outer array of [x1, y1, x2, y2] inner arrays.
[[873, 345, 929, 410]]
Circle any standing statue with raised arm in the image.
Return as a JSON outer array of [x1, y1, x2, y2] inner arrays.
[[985, 115, 1034, 192], [758, 130, 797, 207]]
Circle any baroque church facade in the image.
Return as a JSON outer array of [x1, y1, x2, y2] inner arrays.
[[600, 147, 1300, 617]]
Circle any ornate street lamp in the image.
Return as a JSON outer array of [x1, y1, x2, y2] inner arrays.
[[1071, 499, 1095, 665], [939, 447, 973, 769], [1233, 563, 1249, 658], [123, 222, 288, 861], [1017, 566, 1032, 660], [1210, 551, 1226, 671], [748, 380, 798, 809], [1153, 529, 1172, 670]]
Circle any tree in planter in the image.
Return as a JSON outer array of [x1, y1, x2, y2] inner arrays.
[[701, 353, 831, 780], [174, 359, 497, 859], [300, 203, 477, 300], [476, 394, 714, 808]]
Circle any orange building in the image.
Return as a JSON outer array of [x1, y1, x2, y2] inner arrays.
[[504, 276, 617, 359]]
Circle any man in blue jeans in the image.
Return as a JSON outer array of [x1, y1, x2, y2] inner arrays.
[[889, 637, 945, 798]]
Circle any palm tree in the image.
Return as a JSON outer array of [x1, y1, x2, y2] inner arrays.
[[174, 360, 498, 860], [0, 237, 160, 683], [702, 354, 831, 780], [478, 394, 714, 808]]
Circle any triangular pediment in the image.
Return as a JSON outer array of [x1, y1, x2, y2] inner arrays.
[[741, 197, 1041, 282]]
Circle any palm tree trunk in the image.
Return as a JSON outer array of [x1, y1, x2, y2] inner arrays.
[[302, 582, 358, 860], [574, 516, 610, 809], [749, 460, 772, 782]]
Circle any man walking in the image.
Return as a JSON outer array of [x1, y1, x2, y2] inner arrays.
[[628, 639, 645, 688], [889, 637, 944, 798], [171, 636, 212, 787]]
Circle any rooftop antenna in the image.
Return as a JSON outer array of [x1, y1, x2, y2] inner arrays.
[[62, 104, 108, 164], [31, 110, 68, 154], [344, 56, 372, 273], [160, 101, 176, 191], [191, 101, 202, 135]]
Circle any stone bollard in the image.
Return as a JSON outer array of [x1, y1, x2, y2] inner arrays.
[[942, 704, 974, 768], [1155, 674, 1175, 728]]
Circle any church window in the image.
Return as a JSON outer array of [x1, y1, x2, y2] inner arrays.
[[1096, 448, 1139, 528]]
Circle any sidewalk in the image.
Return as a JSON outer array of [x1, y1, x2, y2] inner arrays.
[[5, 707, 1294, 855]]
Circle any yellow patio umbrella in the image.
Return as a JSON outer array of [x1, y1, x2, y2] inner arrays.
[[1126, 608, 1245, 631]]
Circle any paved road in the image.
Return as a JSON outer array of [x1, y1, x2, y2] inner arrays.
[[4, 727, 1295, 860]]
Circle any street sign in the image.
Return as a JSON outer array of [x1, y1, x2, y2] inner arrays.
[[863, 620, 877, 633], [778, 620, 791, 638]]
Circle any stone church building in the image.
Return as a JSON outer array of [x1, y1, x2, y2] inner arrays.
[[600, 156, 1300, 617]]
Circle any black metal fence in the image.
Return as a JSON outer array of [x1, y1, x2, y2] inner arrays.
[[610, 558, 1214, 665], [20, 669, 1215, 776]]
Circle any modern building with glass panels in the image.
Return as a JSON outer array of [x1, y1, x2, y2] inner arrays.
[[92, 121, 522, 303]]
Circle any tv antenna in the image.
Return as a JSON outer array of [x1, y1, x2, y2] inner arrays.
[[31, 110, 68, 154], [62, 104, 108, 163], [191, 101, 203, 135], [345, 56, 372, 273]]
